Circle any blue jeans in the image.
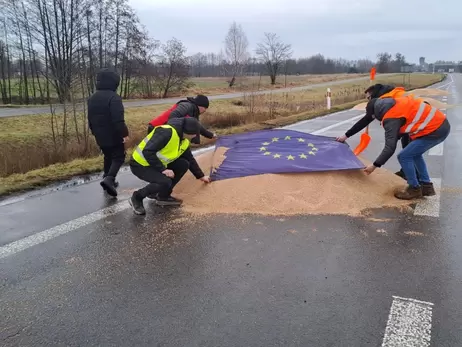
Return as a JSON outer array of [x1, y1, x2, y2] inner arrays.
[[397, 133, 449, 187]]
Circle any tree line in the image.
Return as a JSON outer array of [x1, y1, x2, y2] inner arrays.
[[0, 0, 415, 105]]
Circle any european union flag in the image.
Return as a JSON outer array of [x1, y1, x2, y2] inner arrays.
[[210, 129, 365, 181]]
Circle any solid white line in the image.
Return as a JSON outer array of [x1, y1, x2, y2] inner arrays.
[[381, 296, 434, 347], [0, 201, 130, 260], [414, 178, 441, 217], [428, 142, 444, 156], [311, 114, 365, 135]]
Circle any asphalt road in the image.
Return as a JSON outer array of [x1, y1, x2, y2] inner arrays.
[[1, 75, 460, 346], [0, 75, 373, 118]]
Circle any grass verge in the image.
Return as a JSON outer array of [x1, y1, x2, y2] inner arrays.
[[0, 73, 445, 197]]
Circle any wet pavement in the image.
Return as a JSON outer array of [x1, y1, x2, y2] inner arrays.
[[0, 75, 372, 118], [1, 75, 461, 346]]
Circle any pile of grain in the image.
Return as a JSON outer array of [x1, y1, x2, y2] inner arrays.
[[173, 149, 411, 216]]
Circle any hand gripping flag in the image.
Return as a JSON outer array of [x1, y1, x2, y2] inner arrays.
[[210, 129, 365, 181]]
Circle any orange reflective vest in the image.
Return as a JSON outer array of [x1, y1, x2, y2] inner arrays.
[[379, 87, 406, 99], [381, 96, 446, 140]]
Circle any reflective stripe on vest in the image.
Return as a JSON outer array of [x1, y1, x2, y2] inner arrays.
[[132, 125, 190, 167], [381, 96, 445, 139]]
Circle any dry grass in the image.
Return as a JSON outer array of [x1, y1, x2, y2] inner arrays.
[[0, 73, 445, 196], [188, 73, 368, 95]]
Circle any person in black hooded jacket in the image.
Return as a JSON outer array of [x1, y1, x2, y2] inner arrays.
[[87, 68, 129, 197]]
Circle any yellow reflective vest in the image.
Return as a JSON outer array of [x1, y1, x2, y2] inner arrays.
[[132, 125, 190, 167]]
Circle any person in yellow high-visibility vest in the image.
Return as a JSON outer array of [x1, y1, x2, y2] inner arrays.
[[129, 117, 211, 215]]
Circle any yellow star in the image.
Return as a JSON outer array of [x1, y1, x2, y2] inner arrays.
[[312, 147, 318, 151], [273, 153, 281, 158], [259, 147, 266, 151], [297, 138, 305, 142], [262, 142, 270, 146], [308, 143, 314, 147], [284, 136, 291, 140], [287, 155, 295, 160], [299, 153, 307, 159], [308, 151, 315, 155], [264, 151, 271, 156], [272, 137, 279, 142]]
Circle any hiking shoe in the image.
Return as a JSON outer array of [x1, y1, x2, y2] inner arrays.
[[421, 182, 436, 197], [155, 195, 183, 206], [100, 176, 117, 197], [394, 185, 423, 200], [129, 193, 146, 215]]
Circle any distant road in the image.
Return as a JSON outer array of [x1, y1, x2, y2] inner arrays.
[[0, 75, 373, 118]]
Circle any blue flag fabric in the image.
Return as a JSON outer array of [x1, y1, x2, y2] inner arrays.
[[210, 129, 365, 181]]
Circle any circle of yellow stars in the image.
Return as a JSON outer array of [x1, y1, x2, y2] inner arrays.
[[258, 135, 319, 160]]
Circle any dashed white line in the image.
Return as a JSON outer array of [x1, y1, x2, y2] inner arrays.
[[414, 178, 442, 217], [381, 296, 434, 347]]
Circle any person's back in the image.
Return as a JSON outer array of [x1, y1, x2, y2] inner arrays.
[[87, 68, 129, 197]]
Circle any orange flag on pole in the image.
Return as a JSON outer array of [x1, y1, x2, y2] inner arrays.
[[370, 67, 376, 81]]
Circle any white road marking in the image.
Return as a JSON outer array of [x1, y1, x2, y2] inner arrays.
[[311, 114, 365, 135], [436, 73, 454, 90], [381, 296, 433, 347], [414, 178, 441, 217], [0, 109, 364, 259], [428, 143, 444, 156], [1, 76, 453, 257], [0, 201, 130, 260]]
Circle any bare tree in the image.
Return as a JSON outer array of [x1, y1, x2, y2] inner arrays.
[[156, 37, 190, 98], [256, 32, 292, 85], [224, 21, 249, 87]]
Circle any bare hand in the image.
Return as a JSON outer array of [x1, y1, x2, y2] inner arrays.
[[336, 135, 347, 143], [162, 169, 175, 178], [200, 176, 211, 183], [212, 133, 218, 139], [364, 165, 376, 175]]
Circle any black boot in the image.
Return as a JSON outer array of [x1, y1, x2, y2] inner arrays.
[[155, 195, 183, 207], [100, 176, 117, 197], [129, 192, 146, 215]]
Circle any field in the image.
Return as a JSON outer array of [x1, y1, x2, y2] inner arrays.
[[0, 73, 445, 196], [0, 73, 367, 106]]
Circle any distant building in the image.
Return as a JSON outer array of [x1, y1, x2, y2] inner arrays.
[[419, 57, 425, 66]]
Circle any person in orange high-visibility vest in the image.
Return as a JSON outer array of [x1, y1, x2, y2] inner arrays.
[[362, 95, 450, 200], [336, 83, 424, 180]]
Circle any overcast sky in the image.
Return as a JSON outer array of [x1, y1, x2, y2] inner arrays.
[[128, 0, 461, 64]]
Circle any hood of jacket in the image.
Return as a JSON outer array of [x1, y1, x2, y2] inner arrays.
[[166, 117, 185, 139], [95, 69, 120, 91]]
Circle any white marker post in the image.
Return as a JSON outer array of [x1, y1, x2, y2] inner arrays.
[[326, 88, 331, 110]]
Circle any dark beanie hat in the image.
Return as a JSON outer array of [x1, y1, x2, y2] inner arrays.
[[189, 94, 209, 108], [182, 117, 201, 135]]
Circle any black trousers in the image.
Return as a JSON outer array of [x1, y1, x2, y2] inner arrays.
[[101, 143, 126, 179], [130, 158, 190, 199]]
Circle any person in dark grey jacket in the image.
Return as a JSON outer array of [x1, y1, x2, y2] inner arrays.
[[336, 83, 417, 180], [147, 94, 216, 144], [87, 68, 129, 197], [362, 97, 450, 200]]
